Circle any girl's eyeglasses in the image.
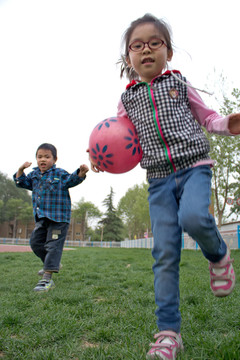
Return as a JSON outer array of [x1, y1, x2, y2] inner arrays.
[[129, 38, 166, 52]]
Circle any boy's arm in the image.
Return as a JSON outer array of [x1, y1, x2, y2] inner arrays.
[[62, 164, 89, 189], [16, 162, 32, 178], [13, 162, 33, 190], [77, 164, 89, 178]]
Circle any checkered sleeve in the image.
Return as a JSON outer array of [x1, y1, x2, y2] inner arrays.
[[13, 172, 33, 191]]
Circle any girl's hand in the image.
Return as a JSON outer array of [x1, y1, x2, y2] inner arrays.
[[91, 163, 103, 173], [78, 164, 89, 177], [86, 148, 104, 173], [229, 113, 240, 135]]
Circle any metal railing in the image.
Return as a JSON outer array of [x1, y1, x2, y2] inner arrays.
[[121, 227, 240, 250], [1, 226, 240, 249], [0, 237, 121, 248]]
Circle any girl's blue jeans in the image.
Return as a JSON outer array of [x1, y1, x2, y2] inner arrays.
[[148, 165, 227, 333], [30, 217, 69, 272]]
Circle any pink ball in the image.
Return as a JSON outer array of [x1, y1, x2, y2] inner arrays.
[[89, 116, 143, 174]]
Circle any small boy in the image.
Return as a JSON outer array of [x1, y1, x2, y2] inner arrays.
[[13, 143, 89, 292]]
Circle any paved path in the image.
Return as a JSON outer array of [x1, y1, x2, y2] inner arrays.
[[0, 244, 32, 252], [0, 244, 75, 253]]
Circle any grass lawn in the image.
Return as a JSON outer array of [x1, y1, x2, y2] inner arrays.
[[0, 247, 239, 359]]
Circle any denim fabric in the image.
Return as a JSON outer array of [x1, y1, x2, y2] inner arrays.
[[148, 166, 227, 333], [30, 218, 69, 272]]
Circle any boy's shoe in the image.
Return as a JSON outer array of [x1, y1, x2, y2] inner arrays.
[[38, 269, 45, 276], [38, 263, 62, 276], [209, 247, 235, 297], [33, 279, 55, 292], [146, 331, 183, 360]]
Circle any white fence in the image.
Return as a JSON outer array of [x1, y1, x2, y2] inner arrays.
[[121, 228, 240, 250], [121, 237, 154, 249], [0, 238, 121, 248], [1, 227, 240, 250]]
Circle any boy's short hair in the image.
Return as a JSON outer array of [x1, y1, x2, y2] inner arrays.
[[36, 143, 57, 160]]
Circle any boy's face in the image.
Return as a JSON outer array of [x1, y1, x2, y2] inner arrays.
[[36, 149, 56, 173]]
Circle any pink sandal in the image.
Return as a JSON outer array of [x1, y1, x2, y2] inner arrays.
[[146, 331, 183, 359], [209, 247, 235, 297]]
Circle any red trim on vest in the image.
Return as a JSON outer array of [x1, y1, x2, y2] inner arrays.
[[125, 70, 181, 89]]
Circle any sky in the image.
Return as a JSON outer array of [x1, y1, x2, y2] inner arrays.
[[0, 0, 240, 212]]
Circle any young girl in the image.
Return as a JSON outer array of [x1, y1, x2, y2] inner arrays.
[[90, 14, 239, 359]]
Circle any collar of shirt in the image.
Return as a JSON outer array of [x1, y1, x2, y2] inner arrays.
[[33, 164, 56, 175], [126, 70, 181, 89]]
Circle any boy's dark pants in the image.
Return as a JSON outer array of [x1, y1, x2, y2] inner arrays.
[[30, 218, 69, 272]]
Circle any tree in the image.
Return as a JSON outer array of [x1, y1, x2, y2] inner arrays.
[[0, 172, 31, 223], [118, 182, 151, 239], [87, 226, 102, 242], [0, 172, 31, 205], [0, 200, 4, 223], [206, 87, 240, 225], [222, 89, 240, 221], [72, 198, 101, 241], [100, 187, 125, 242], [5, 198, 33, 238], [18, 205, 34, 238]]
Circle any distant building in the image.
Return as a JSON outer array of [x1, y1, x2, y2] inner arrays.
[[0, 217, 85, 241]]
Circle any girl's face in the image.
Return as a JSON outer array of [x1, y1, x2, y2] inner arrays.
[[36, 149, 56, 173], [127, 23, 173, 83]]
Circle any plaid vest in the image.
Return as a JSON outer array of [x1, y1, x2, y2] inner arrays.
[[121, 72, 210, 178]]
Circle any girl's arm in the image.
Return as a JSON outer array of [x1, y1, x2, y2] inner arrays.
[[118, 89, 240, 135], [187, 85, 240, 136], [117, 99, 128, 118]]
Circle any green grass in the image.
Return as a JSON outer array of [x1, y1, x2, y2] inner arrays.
[[0, 248, 239, 360]]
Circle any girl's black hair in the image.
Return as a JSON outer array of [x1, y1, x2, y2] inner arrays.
[[119, 13, 173, 81], [36, 143, 57, 160]]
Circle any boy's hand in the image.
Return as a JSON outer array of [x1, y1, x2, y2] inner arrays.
[[78, 164, 89, 177], [19, 162, 32, 171], [16, 162, 32, 178]]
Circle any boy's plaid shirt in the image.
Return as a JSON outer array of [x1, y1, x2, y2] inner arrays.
[[14, 165, 85, 223]]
